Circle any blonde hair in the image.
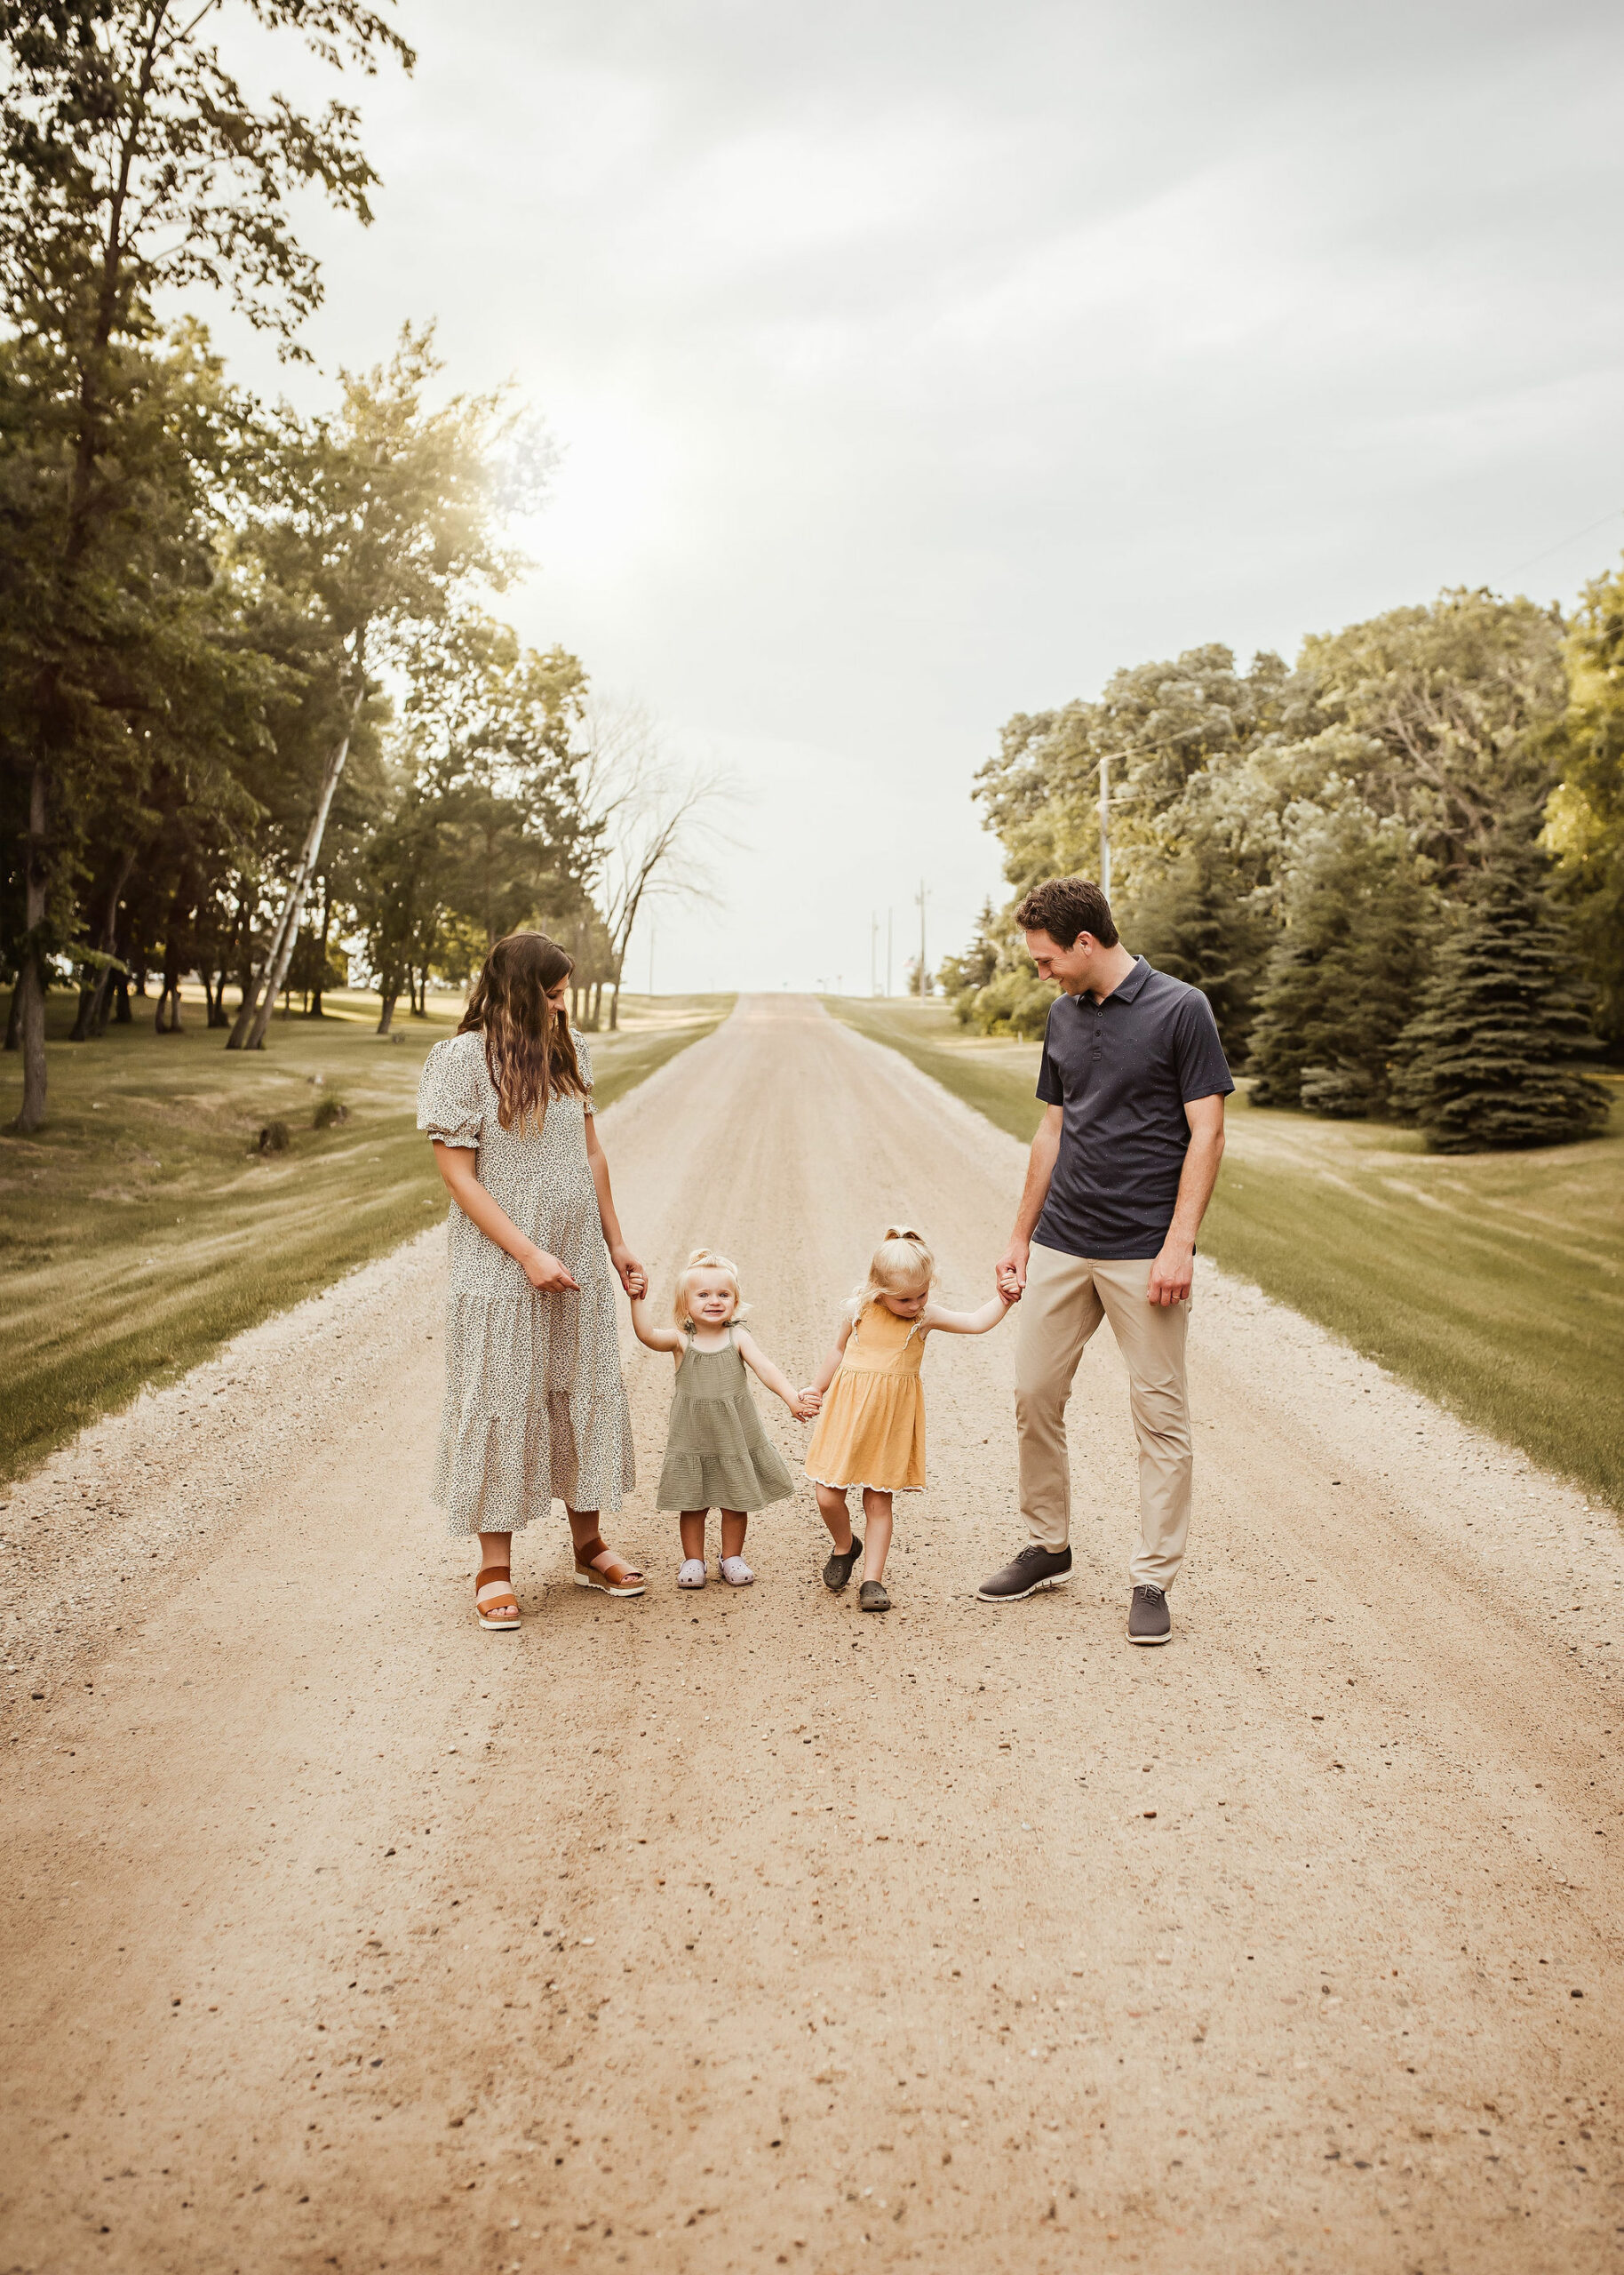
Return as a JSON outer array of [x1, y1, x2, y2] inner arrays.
[[672, 1248, 750, 1330], [851, 1224, 935, 1321]]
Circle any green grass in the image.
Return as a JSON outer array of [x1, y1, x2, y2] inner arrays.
[[0, 986, 733, 1482], [828, 995, 1624, 1510]]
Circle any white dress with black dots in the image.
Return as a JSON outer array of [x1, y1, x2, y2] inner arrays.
[[417, 1029, 634, 1535]]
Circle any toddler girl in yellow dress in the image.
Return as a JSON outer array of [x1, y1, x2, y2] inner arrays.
[[801, 1225, 1014, 1612]]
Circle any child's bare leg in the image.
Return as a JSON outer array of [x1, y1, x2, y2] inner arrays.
[[860, 1489, 894, 1583], [720, 1509, 749, 1561], [816, 1484, 854, 1552], [679, 1510, 709, 1562]]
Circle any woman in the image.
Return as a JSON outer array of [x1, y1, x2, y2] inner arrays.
[[417, 930, 645, 1627]]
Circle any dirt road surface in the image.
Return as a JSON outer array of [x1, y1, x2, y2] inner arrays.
[[4, 995, 1621, 2273]]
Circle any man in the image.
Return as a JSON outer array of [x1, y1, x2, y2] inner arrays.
[[979, 875, 1231, 1644]]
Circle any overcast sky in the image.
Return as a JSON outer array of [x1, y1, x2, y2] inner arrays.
[[229, 0, 1624, 994]]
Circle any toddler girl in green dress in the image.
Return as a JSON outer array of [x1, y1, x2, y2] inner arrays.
[[630, 1249, 817, 1588]]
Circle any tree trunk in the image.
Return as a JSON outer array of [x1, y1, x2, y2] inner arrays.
[[243, 676, 366, 1051], [308, 879, 332, 1017], [12, 959, 47, 1130], [227, 886, 294, 1049], [14, 760, 51, 1130], [112, 970, 131, 1025], [377, 989, 399, 1036], [607, 968, 621, 1032], [71, 848, 137, 1042]]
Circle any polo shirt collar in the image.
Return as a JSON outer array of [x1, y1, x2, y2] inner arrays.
[[1071, 954, 1150, 1008]]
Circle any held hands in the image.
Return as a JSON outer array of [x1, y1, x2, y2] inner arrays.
[[521, 1245, 580, 1294], [609, 1244, 647, 1298], [797, 1386, 824, 1418], [995, 1236, 1029, 1302]]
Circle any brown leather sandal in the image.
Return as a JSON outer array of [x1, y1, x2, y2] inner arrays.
[[572, 1536, 646, 1598], [474, 1564, 521, 1631]]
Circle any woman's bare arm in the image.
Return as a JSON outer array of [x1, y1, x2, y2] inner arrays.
[[432, 1141, 579, 1292], [584, 1111, 645, 1296], [734, 1329, 818, 1418]]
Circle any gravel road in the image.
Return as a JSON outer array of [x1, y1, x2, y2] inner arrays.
[[4, 994, 1620, 2273]]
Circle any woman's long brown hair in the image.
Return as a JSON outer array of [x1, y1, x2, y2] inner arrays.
[[458, 931, 587, 1132]]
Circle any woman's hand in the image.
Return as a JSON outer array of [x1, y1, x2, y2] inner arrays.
[[609, 1243, 646, 1298], [521, 1246, 580, 1293]]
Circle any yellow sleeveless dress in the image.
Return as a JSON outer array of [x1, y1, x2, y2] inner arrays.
[[802, 1304, 926, 1494]]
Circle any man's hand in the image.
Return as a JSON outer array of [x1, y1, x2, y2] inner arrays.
[[996, 1235, 1031, 1299], [1147, 1238, 1194, 1307]]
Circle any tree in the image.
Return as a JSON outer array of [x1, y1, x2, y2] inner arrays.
[[1390, 860, 1610, 1152], [0, 0, 412, 1127], [227, 329, 547, 1049], [1301, 589, 1566, 882], [1247, 804, 1437, 1114], [577, 698, 730, 1030], [1542, 558, 1624, 1050]]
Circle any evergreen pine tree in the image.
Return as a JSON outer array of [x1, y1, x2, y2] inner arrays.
[[1247, 810, 1435, 1114], [1390, 859, 1611, 1152], [1125, 832, 1272, 1061]]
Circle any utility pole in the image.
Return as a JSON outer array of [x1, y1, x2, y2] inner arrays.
[[871, 912, 880, 996], [915, 877, 929, 998], [886, 909, 894, 997], [1097, 748, 1130, 900]]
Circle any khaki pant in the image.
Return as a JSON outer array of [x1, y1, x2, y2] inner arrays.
[[1015, 1241, 1192, 1591]]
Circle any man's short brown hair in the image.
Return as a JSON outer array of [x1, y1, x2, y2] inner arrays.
[[1014, 875, 1118, 950]]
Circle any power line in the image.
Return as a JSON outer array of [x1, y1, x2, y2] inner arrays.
[[1508, 507, 1622, 579]]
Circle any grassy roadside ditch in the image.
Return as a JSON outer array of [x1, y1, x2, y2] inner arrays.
[[0, 988, 733, 1481], [828, 994, 1624, 1510]]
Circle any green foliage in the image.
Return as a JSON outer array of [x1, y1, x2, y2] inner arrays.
[[1542, 560, 1624, 1047], [1391, 861, 1610, 1152], [963, 966, 1054, 1040], [954, 589, 1597, 1121], [1248, 805, 1437, 1113], [0, 0, 412, 1124]]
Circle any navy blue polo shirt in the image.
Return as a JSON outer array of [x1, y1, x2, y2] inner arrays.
[[1033, 957, 1233, 1259]]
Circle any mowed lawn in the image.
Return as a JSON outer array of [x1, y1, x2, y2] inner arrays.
[[0, 988, 734, 1481], [830, 995, 1624, 1511]]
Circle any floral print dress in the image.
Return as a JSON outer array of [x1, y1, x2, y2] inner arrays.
[[417, 1029, 634, 1535]]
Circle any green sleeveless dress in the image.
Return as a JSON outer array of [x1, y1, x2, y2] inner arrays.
[[656, 1326, 795, 1513]]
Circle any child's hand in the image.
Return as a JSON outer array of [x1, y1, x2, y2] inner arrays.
[[797, 1386, 823, 1417]]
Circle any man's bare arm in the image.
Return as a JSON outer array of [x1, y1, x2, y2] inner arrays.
[[1147, 1094, 1226, 1306], [996, 1104, 1063, 1296]]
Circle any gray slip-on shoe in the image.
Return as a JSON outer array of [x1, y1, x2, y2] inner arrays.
[[824, 1537, 863, 1591], [1127, 1584, 1171, 1645], [858, 1579, 890, 1612], [976, 1543, 1073, 1602]]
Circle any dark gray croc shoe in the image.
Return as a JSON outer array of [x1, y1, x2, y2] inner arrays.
[[858, 1580, 890, 1612], [824, 1537, 863, 1591]]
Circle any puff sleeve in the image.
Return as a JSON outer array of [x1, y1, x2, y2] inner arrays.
[[577, 1037, 594, 1105], [417, 1034, 483, 1151]]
